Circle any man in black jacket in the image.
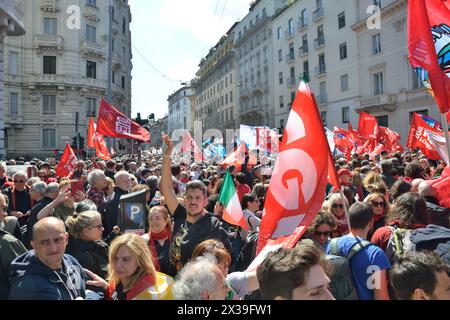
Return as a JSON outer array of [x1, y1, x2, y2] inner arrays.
[[161, 134, 232, 277]]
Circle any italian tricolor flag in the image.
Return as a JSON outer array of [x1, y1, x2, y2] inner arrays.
[[219, 170, 249, 231]]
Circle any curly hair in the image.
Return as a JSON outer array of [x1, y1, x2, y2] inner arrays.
[[386, 192, 429, 228]]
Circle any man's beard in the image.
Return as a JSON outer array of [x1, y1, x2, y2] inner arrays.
[[187, 208, 203, 217]]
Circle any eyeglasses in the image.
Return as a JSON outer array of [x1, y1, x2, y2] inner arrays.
[[315, 231, 331, 237], [14, 180, 25, 183], [88, 224, 103, 230], [372, 201, 385, 208], [332, 204, 344, 209]]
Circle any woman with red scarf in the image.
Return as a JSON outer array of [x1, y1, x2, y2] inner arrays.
[[142, 206, 172, 275]]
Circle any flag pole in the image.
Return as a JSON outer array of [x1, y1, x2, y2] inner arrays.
[[440, 113, 450, 163]]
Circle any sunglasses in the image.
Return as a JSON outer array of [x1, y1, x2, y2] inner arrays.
[[14, 180, 25, 183], [315, 231, 331, 237], [372, 201, 385, 208], [332, 204, 344, 209]]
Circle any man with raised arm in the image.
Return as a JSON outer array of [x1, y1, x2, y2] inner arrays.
[[160, 134, 231, 277]]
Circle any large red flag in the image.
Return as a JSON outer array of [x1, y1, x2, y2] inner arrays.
[[94, 134, 111, 161], [87, 117, 96, 148], [56, 144, 77, 178], [97, 99, 151, 142], [220, 143, 248, 171], [358, 112, 378, 140], [256, 80, 329, 255], [408, 0, 450, 113], [407, 113, 442, 160]]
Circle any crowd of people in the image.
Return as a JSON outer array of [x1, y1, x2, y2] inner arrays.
[[0, 134, 449, 300]]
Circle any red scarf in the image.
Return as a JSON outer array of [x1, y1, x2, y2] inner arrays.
[[106, 274, 156, 300], [147, 227, 171, 272]]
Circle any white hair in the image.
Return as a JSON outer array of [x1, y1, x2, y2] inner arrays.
[[45, 182, 59, 195], [13, 170, 27, 179], [114, 170, 130, 181], [172, 256, 220, 300], [87, 169, 105, 186], [418, 181, 435, 197], [32, 181, 47, 197]]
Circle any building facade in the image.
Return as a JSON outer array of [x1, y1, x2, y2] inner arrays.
[[148, 115, 167, 149], [0, 0, 25, 160], [193, 24, 237, 137], [3, 0, 132, 158], [167, 85, 194, 134], [234, 0, 285, 128]]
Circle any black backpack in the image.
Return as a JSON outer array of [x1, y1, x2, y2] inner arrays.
[[328, 238, 372, 300], [233, 230, 259, 272], [409, 224, 450, 265]]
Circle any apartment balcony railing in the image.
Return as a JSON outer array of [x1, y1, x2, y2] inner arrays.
[[312, 7, 324, 22], [298, 17, 308, 31], [314, 65, 327, 77], [84, 4, 100, 22], [33, 34, 64, 52], [40, 0, 60, 12], [313, 37, 325, 49]]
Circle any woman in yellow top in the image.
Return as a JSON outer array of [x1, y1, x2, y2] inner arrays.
[[86, 233, 173, 300]]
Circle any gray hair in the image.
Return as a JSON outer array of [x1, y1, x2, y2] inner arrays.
[[27, 177, 41, 187], [87, 169, 105, 186], [65, 211, 101, 239], [45, 182, 59, 195], [418, 181, 435, 197], [0, 162, 6, 171], [13, 170, 27, 180], [31, 181, 47, 197], [114, 170, 130, 182], [172, 256, 220, 300]]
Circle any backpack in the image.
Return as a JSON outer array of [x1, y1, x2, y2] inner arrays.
[[409, 224, 450, 266], [328, 238, 372, 300], [385, 226, 414, 264], [232, 230, 259, 272]]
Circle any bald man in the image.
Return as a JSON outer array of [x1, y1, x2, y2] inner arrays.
[[9, 217, 86, 300]]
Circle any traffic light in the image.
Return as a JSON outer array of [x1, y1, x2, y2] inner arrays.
[[79, 136, 85, 149], [71, 136, 78, 149]]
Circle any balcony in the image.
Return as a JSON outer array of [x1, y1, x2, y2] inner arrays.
[[4, 114, 24, 128], [285, 29, 294, 40], [298, 17, 308, 31], [285, 53, 295, 64], [33, 34, 64, 53], [112, 19, 119, 35], [312, 7, 324, 22], [112, 52, 122, 69], [314, 65, 327, 77], [316, 93, 328, 104], [286, 77, 296, 88], [299, 46, 308, 56], [80, 40, 105, 58], [84, 4, 100, 22], [313, 37, 325, 49], [359, 94, 398, 110], [40, 0, 60, 12]]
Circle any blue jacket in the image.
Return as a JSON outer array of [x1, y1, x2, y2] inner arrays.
[[9, 250, 86, 300]]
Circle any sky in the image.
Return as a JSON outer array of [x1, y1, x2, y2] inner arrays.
[[129, 0, 253, 120]]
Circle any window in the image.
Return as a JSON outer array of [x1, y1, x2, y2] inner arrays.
[[230, 91, 233, 103], [339, 43, 347, 60], [280, 119, 285, 129], [316, 0, 323, 9], [277, 27, 282, 40], [319, 81, 327, 103], [10, 93, 18, 115], [376, 115, 388, 127], [86, 98, 96, 117], [225, 93, 228, 105], [288, 19, 294, 36], [301, 9, 307, 26], [279, 95, 284, 108], [86, 25, 96, 42], [338, 12, 345, 29], [301, 35, 308, 53], [43, 129, 56, 149], [318, 25, 324, 41], [342, 106, 349, 124], [290, 67, 296, 83], [373, 72, 384, 95], [9, 52, 17, 75], [278, 49, 282, 62], [43, 56, 56, 74], [225, 77, 228, 87], [43, 95, 56, 115], [412, 67, 425, 89], [43, 18, 57, 36], [318, 53, 326, 73], [86, 61, 96, 78], [279, 72, 283, 84], [372, 33, 381, 55], [122, 76, 125, 89], [289, 43, 295, 60], [231, 108, 234, 120], [86, 0, 97, 5], [230, 74, 233, 84], [321, 111, 327, 126], [122, 17, 126, 34], [112, 70, 115, 83], [341, 74, 349, 92]]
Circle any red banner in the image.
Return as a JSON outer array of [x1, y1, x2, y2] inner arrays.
[[97, 99, 151, 142], [407, 113, 442, 160], [408, 0, 450, 113], [358, 112, 378, 140], [256, 81, 328, 255], [56, 144, 77, 178]]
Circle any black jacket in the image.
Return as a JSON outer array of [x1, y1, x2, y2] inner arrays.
[[410, 224, 450, 265], [103, 187, 129, 236], [65, 236, 109, 279]]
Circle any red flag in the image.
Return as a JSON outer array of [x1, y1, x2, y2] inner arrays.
[[97, 99, 151, 142], [180, 131, 204, 162], [87, 117, 96, 148], [221, 143, 247, 171], [358, 112, 378, 140], [348, 122, 363, 147], [327, 151, 341, 191], [256, 127, 280, 154], [256, 80, 328, 255], [56, 144, 77, 178], [408, 0, 450, 113], [95, 134, 111, 161], [407, 113, 442, 160], [377, 126, 404, 153], [333, 127, 354, 149]]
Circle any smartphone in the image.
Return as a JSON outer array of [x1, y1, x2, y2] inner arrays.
[[70, 180, 84, 197]]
